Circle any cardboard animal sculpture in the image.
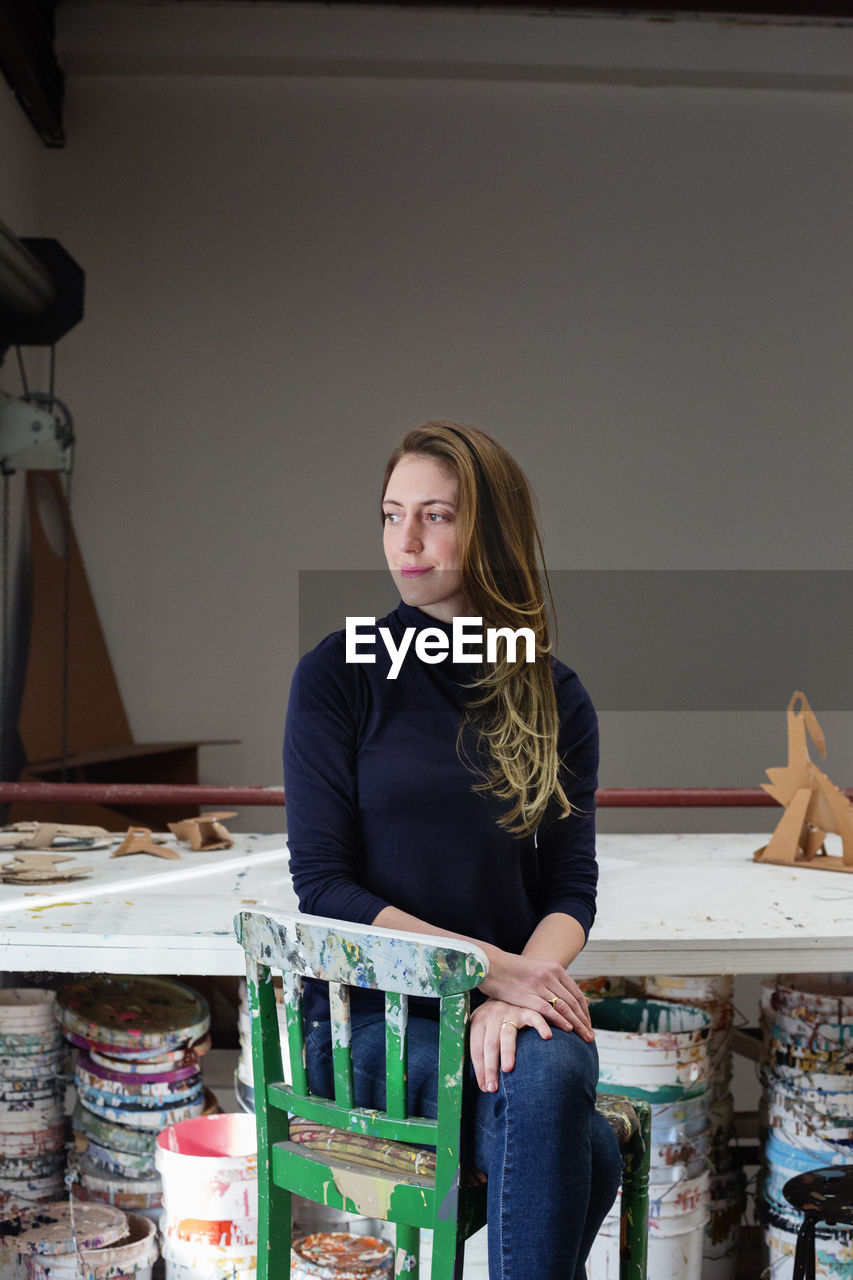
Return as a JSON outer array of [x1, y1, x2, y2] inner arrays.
[[755, 691, 853, 873], [0, 852, 93, 883], [0, 822, 109, 850], [112, 827, 181, 860], [168, 812, 236, 851]]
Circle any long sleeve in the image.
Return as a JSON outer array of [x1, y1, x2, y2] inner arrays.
[[532, 665, 599, 940], [283, 635, 391, 926]]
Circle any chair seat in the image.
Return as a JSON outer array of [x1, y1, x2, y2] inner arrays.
[[287, 1119, 488, 1187], [287, 1099, 639, 1184], [783, 1167, 853, 1227], [595, 1094, 642, 1149]]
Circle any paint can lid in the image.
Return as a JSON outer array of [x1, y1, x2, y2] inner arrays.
[[0, 1200, 128, 1254], [291, 1231, 394, 1278], [57, 976, 209, 1050]]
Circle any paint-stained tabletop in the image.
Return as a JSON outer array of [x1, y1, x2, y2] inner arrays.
[[0, 833, 295, 974], [0, 831, 851, 976]]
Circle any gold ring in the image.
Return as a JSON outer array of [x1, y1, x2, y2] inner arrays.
[[549, 996, 559, 1009], [500, 1019, 520, 1030]]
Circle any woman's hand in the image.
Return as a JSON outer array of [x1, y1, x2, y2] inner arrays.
[[469, 999, 552, 1093], [480, 949, 595, 1042]]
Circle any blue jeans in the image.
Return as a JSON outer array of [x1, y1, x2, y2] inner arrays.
[[304, 1013, 622, 1280]]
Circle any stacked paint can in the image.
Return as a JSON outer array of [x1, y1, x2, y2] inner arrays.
[[0, 988, 67, 1215], [642, 975, 746, 1278], [0, 1200, 156, 1280], [155, 1111, 258, 1278], [291, 1232, 394, 1278], [759, 973, 853, 1277], [57, 975, 211, 1218], [586, 998, 713, 1280]]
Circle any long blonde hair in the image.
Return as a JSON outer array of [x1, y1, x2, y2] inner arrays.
[[382, 421, 572, 836]]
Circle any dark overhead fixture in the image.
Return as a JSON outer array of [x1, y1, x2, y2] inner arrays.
[[0, 0, 64, 147]]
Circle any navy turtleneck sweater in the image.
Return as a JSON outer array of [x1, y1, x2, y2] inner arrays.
[[283, 601, 599, 1020]]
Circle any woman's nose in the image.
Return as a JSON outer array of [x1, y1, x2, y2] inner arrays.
[[400, 516, 422, 551]]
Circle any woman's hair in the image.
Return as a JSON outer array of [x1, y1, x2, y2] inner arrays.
[[382, 421, 572, 837]]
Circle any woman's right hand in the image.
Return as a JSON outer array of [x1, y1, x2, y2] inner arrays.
[[480, 948, 595, 1042], [469, 999, 550, 1093]]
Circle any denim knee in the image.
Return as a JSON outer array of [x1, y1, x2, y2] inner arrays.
[[504, 1026, 599, 1110]]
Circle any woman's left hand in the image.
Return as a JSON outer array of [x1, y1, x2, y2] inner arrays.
[[468, 998, 551, 1094]]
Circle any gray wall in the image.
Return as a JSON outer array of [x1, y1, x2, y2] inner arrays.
[[2, 5, 852, 839]]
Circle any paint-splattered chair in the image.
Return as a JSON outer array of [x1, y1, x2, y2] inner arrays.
[[234, 908, 650, 1280]]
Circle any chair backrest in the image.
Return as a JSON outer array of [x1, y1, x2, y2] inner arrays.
[[234, 909, 488, 1163]]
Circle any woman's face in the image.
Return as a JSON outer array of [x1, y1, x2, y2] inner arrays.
[[382, 454, 471, 622]]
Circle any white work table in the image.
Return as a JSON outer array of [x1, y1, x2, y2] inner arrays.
[[0, 832, 851, 977]]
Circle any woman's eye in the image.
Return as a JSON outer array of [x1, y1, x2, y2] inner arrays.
[[382, 511, 401, 523], [426, 511, 448, 522]]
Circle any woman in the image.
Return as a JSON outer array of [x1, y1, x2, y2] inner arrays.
[[284, 421, 621, 1279]]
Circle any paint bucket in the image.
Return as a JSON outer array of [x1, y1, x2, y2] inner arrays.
[[590, 1000, 711, 1102], [156, 1112, 257, 1254], [291, 1232, 394, 1279], [763, 1080, 853, 1154], [763, 974, 853, 1022], [761, 970, 853, 1264], [0, 989, 58, 1023], [160, 1231, 256, 1279], [648, 1169, 710, 1218], [0, 1200, 129, 1254], [645, 975, 734, 1004], [642, 975, 735, 1130], [0, 1179, 65, 1214], [76, 1087, 205, 1129], [578, 976, 630, 1000], [649, 1092, 709, 1143], [587, 1179, 709, 1280], [26, 1212, 158, 1280], [0, 1029, 65, 1056], [0, 1123, 66, 1156], [650, 1125, 712, 1173], [57, 977, 210, 1052], [702, 1166, 747, 1280]]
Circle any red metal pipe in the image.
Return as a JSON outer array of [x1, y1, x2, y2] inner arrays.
[[0, 782, 835, 808], [0, 783, 286, 807], [597, 788, 784, 807]]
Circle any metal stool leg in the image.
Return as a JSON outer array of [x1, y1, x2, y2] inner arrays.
[[791, 1211, 817, 1280]]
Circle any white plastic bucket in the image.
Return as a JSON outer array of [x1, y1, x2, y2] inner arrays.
[[0, 990, 57, 1027], [155, 1113, 257, 1224], [648, 1170, 710, 1219], [764, 974, 853, 1022], [645, 975, 734, 1003], [161, 1232, 255, 1279], [702, 1165, 746, 1280], [588, 1201, 708, 1280], [650, 1127, 711, 1170], [650, 1093, 709, 1143], [766, 1066, 853, 1105], [26, 1213, 158, 1280], [592, 1000, 711, 1102], [591, 1000, 711, 1051], [598, 1058, 708, 1088]]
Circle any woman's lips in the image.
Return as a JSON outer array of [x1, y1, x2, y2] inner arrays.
[[400, 566, 432, 578]]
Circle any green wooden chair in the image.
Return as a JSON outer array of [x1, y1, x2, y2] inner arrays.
[[234, 908, 650, 1280]]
